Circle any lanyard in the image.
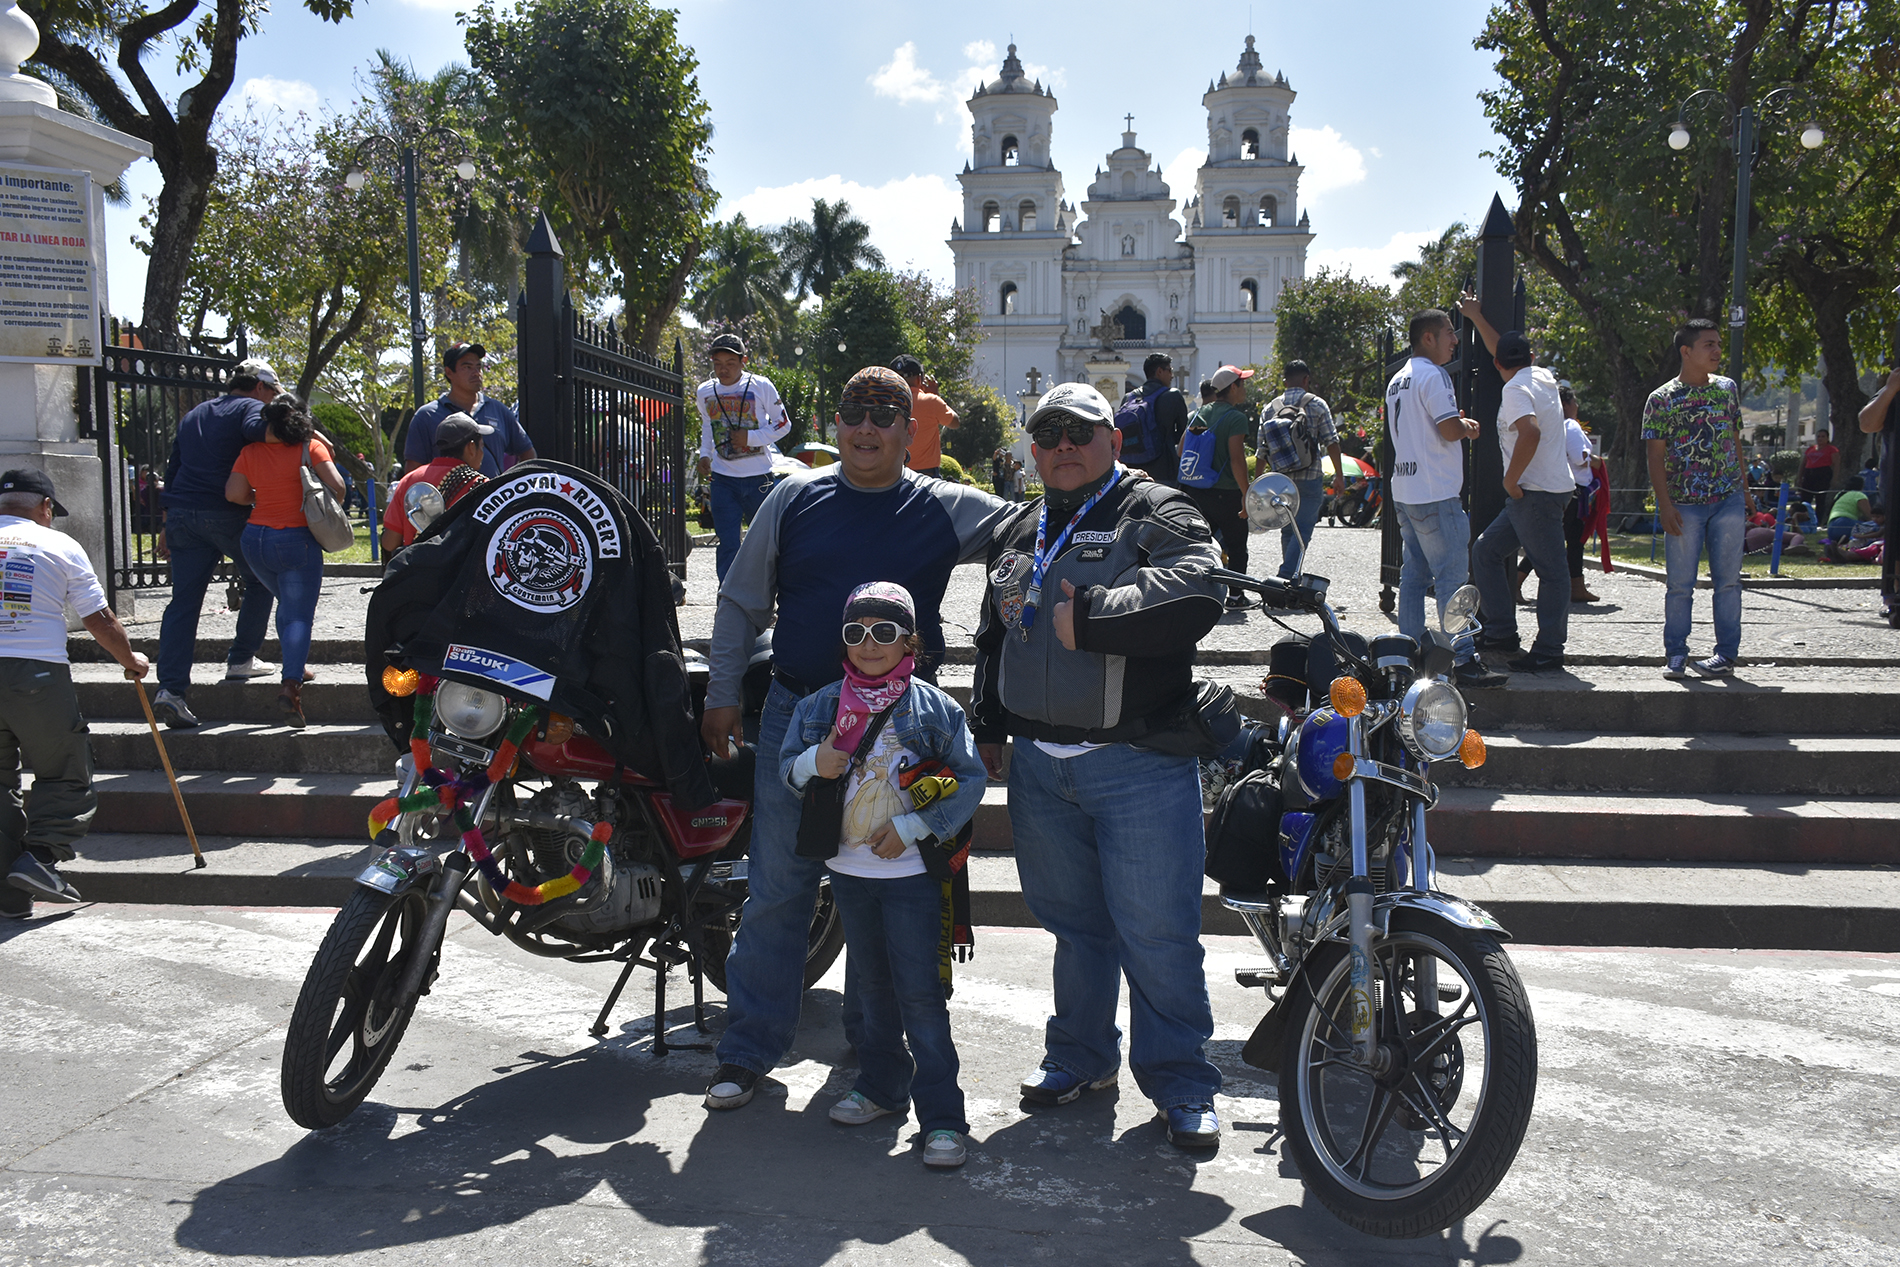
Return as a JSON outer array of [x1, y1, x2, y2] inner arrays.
[[711, 375, 755, 437], [1021, 469, 1122, 636]]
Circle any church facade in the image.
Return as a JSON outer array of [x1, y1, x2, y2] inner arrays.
[[949, 37, 1314, 412]]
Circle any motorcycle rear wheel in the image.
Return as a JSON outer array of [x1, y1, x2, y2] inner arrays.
[[701, 878, 844, 996], [1278, 912, 1537, 1238], [280, 886, 435, 1129]]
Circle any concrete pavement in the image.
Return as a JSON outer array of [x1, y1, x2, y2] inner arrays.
[[2, 904, 1896, 1265]]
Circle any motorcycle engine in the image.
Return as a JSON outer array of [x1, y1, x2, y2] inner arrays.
[[519, 781, 663, 937]]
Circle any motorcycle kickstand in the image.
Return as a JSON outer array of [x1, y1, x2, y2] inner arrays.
[[591, 956, 641, 1039]]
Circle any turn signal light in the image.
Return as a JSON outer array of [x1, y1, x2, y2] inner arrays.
[[382, 666, 419, 697], [1329, 676, 1367, 717], [1460, 729, 1487, 769], [1332, 752, 1356, 782], [543, 712, 575, 745]]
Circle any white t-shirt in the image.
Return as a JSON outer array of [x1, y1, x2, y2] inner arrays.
[[826, 725, 927, 879], [1386, 356, 1465, 504], [1563, 418, 1593, 488], [0, 515, 108, 663], [696, 373, 790, 477], [1497, 365, 1574, 494]]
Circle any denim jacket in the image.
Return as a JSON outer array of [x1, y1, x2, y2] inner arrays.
[[779, 678, 987, 844]]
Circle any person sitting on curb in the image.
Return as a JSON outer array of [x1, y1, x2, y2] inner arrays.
[[0, 470, 151, 917]]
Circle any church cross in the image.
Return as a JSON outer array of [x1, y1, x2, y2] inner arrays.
[[1124, 113, 1135, 131]]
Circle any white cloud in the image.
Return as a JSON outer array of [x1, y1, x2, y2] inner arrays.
[[962, 40, 996, 64], [1307, 229, 1441, 287], [725, 174, 961, 283], [1289, 125, 1367, 201], [1160, 146, 1202, 203], [240, 76, 320, 114], [869, 42, 948, 105]]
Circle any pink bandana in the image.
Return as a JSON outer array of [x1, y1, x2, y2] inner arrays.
[[834, 654, 913, 748]]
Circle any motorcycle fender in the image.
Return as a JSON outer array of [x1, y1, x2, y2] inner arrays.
[[355, 848, 439, 897], [1374, 890, 1510, 941], [1242, 999, 1291, 1074]]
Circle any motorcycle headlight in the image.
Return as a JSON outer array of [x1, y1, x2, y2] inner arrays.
[[436, 681, 507, 741], [1397, 679, 1467, 762]]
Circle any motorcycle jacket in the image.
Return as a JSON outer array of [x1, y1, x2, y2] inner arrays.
[[970, 467, 1224, 745], [366, 460, 715, 810]]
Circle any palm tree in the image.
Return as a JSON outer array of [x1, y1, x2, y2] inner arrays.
[[690, 214, 790, 331], [779, 198, 885, 301]]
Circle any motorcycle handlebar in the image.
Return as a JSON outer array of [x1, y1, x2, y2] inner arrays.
[[1207, 568, 1318, 612]]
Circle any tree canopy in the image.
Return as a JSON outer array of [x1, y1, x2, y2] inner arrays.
[[780, 199, 886, 302], [1271, 268, 1397, 421]]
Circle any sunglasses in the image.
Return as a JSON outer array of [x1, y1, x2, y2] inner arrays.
[[1032, 412, 1109, 450], [839, 406, 907, 429], [842, 621, 905, 646]]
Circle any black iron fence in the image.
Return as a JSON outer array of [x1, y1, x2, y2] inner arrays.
[[80, 317, 245, 600]]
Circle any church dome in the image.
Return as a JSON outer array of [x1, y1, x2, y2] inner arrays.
[[980, 43, 1040, 95], [1219, 35, 1283, 88]]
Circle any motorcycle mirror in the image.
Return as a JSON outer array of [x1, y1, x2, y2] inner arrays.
[[405, 482, 445, 532], [1246, 472, 1299, 533], [1442, 584, 1482, 634]]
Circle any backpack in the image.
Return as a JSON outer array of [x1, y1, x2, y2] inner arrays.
[[1114, 386, 1164, 464], [1257, 391, 1318, 474], [1177, 408, 1221, 488]]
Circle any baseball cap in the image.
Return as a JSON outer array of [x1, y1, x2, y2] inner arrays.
[[1284, 359, 1311, 377], [1026, 381, 1114, 429], [889, 354, 925, 379], [433, 412, 495, 454], [442, 342, 486, 372], [707, 332, 748, 357], [1209, 365, 1255, 393], [0, 467, 68, 516], [234, 358, 280, 388], [1495, 331, 1533, 369]]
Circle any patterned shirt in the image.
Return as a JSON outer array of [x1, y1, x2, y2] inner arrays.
[[1641, 375, 1743, 506]]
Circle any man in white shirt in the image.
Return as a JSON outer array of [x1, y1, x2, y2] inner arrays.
[[1459, 300, 1576, 674], [0, 469, 151, 916], [1385, 310, 1504, 689], [694, 332, 792, 581]]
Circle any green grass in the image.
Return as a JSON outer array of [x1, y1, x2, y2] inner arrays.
[[1606, 536, 1878, 580], [132, 513, 387, 568]]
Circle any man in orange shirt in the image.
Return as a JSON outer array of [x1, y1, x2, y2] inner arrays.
[[892, 354, 959, 479], [381, 414, 492, 554]]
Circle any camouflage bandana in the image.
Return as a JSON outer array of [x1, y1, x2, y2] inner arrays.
[[838, 365, 913, 416]]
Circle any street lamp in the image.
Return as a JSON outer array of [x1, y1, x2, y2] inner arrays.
[[795, 327, 846, 442], [344, 129, 479, 408], [1668, 86, 1827, 382]]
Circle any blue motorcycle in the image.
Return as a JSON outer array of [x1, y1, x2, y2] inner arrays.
[[1205, 474, 1538, 1239]]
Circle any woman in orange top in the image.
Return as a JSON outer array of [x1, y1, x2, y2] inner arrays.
[[225, 398, 345, 726]]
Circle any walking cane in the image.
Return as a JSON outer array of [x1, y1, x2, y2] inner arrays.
[[130, 674, 205, 869]]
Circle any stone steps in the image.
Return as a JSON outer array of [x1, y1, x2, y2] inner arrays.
[[1431, 731, 1900, 797]]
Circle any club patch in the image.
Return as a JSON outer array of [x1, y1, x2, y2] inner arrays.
[[470, 471, 622, 558], [990, 551, 1029, 587], [1072, 531, 1116, 544], [1001, 591, 1024, 627], [443, 643, 556, 700], [487, 508, 594, 612], [1079, 547, 1107, 561]]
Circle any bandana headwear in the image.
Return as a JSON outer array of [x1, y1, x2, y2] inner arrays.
[[834, 580, 916, 744], [838, 366, 913, 417]]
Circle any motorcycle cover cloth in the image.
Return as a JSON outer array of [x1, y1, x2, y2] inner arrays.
[[366, 460, 715, 810]]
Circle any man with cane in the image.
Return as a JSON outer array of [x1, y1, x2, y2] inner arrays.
[[0, 470, 151, 916]]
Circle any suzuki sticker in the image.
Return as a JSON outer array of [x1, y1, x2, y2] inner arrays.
[[443, 643, 557, 700]]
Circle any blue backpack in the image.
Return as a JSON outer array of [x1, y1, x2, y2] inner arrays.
[[1115, 387, 1163, 464], [1177, 411, 1220, 489]]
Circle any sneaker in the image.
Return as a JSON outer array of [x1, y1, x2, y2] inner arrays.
[[8, 855, 81, 903], [828, 1091, 894, 1126], [223, 657, 278, 681], [704, 1063, 759, 1110], [1474, 633, 1521, 654], [1225, 593, 1255, 611], [1019, 1060, 1117, 1106], [1662, 655, 1689, 680], [1166, 1102, 1221, 1149], [151, 689, 199, 729], [1505, 651, 1564, 674], [922, 1129, 967, 1168], [1692, 654, 1736, 678], [1454, 661, 1509, 689]]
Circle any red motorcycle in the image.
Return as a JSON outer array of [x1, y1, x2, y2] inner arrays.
[[279, 652, 843, 1131]]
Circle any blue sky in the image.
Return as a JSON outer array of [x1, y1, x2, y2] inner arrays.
[[99, 0, 1511, 319]]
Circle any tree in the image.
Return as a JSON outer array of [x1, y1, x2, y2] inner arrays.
[[1271, 268, 1397, 420], [780, 199, 885, 302], [889, 268, 981, 385], [26, 0, 360, 339], [689, 215, 789, 338], [818, 270, 922, 393], [466, 0, 714, 354], [942, 382, 1012, 470]]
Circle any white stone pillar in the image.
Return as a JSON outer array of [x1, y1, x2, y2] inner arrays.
[[0, 1, 152, 595]]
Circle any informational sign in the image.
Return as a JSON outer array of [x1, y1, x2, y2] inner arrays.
[[0, 162, 98, 365]]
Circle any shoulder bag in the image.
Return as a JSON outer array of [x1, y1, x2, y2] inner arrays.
[[301, 441, 354, 553], [795, 700, 900, 859]]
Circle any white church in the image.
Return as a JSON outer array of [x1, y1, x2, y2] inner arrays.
[[949, 36, 1313, 412]]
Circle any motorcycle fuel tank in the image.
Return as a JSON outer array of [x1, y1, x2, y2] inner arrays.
[[1294, 707, 1351, 800]]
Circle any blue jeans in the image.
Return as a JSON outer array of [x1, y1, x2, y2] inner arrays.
[[717, 681, 860, 1075], [1279, 476, 1325, 578], [1472, 489, 1571, 657], [1008, 742, 1219, 1109], [1395, 497, 1474, 663], [1664, 490, 1745, 659], [711, 472, 773, 582], [829, 870, 966, 1134], [157, 506, 273, 696], [239, 525, 323, 684]]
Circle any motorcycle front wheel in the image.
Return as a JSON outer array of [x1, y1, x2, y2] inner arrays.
[[1278, 911, 1537, 1238], [701, 877, 844, 996], [280, 885, 437, 1129]]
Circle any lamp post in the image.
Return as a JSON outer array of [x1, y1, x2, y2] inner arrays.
[[345, 130, 478, 408], [794, 327, 847, 442], [1668, 87, 1825, 383]]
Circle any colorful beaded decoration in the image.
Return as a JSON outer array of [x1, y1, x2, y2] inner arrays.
[[366, 683, 612, 906]]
